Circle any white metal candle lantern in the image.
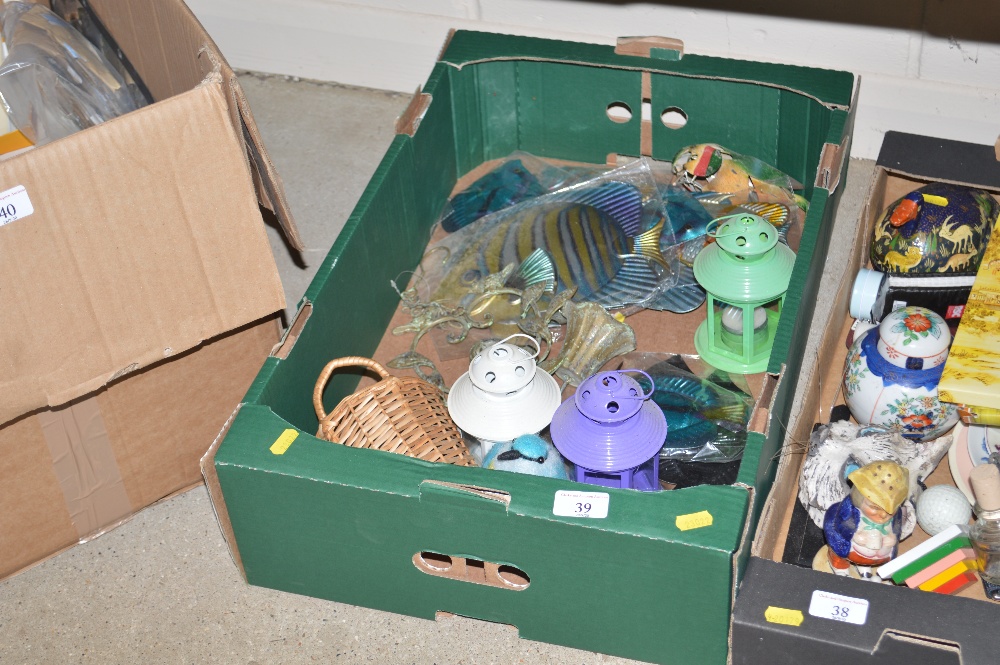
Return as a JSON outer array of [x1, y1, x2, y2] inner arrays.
[[447, 334, 562, 459]]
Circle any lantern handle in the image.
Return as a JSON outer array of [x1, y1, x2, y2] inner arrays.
[[615, 369, 656, 401], [705, 213, 752, 239], [492, 333, 541, 362]]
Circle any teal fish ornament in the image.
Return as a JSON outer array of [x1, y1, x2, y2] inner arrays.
[[431, 182, 672, 309], [441, 159, 546, 233], [633, 360, 752, 461]]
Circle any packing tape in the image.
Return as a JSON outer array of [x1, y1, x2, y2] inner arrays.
[[37, 397, 132, 540]]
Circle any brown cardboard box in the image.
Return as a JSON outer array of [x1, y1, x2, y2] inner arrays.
[[0, 0, 299, 579], [732, 133, 1000, 664]]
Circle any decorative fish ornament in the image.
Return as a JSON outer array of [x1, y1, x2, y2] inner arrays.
[[659, 184, 716, 245], [640, 264, 705, 313], [430, 182, 672, 310], [654, 376, 749, 457], [440, 159, 547, 232], [634, 186, 717, 313], [633, 358, 752, 462]]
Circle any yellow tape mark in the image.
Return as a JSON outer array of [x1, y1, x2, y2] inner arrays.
[[922, 194, 948, 206], [269, 429, 299, 455], [675, 510, 713, 531], [614, 312, 626, 323], [765, 606, 804, 626]]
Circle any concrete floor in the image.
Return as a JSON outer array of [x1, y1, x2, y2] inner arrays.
[[0, 72, 876, 664]]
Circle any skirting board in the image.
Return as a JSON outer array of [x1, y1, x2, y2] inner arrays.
[[186, 0, 1000, 160]]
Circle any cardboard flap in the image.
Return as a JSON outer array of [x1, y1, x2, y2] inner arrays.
[[0, 81, 285, 425], [86, 0, 303, 251], [813, 142, 846, 193], [226, 74, 304, 252], [89, 0, 221, 102], [395, 88, 432, 137], [615, 36, 684, 60], [878, 131, 1000, 190]]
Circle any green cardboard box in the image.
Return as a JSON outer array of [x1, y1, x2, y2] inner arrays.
[[203, 32, 855, 664]]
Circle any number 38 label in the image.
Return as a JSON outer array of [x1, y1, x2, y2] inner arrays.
[[0, 185, 33, 227], [808, 589, 869, 626], [552, 490, 609, 519]]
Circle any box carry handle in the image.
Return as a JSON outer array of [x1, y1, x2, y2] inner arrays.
[[615, 36, 684, 60]]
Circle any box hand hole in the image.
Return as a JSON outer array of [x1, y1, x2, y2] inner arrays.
[[660, 106, 688, 129], [606, 102, 633, 124], [418, 551, 454, 571], [413, 552, 530, 591], [496, 564, 530, 589]]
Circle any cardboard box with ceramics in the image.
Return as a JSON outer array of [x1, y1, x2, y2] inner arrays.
[[0, 0, 300, 580], [732, 132, 1000, 665], [203, 32, 856, 665]]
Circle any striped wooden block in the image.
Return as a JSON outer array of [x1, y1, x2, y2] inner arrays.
[[918, 559, 979, 592], [904, 548, 976, 588], [931, 569, 979, 595]]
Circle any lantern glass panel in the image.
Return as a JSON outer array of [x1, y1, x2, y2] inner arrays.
[[697, 294, 784, 373]]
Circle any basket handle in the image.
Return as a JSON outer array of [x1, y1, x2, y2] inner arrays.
[[313, 356, 391, 421]]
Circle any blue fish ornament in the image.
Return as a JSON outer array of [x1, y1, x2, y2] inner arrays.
[[431, 181, 672, 310], [483, 434, 570, 479]]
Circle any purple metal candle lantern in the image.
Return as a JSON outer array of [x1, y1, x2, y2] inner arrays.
[[550, 370, 667, 492]]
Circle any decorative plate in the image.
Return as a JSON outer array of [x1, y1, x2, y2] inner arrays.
[[948, 421, 976, 503], [966, 423, 1000, 467]]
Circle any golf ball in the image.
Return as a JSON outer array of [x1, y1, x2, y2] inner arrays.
[[916, 485, 972, 536]]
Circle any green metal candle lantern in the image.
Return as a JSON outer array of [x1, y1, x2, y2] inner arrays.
[[693, 213, 796, 373]]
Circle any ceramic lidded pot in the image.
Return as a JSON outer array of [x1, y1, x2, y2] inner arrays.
[[843, 305, 958, 441], [870, 182, 997, 275]]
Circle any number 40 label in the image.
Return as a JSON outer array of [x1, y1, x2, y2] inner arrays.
[[808, 589, 869, 626], [552, 490, 609, 519], [0, 185, 33, 227]]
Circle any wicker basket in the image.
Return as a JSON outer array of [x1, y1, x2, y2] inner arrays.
[[313, 356, 477, 466]]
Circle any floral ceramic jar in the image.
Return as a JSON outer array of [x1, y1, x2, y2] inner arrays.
[[843, 306, 958, 441]]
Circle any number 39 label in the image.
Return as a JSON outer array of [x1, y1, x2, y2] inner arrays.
[[808, 590, 869, 626], [0, 185, 33, 227], [552, 490, 609, 519]]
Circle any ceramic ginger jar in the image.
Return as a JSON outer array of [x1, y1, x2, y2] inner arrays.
[[843, 306, 958, 441]]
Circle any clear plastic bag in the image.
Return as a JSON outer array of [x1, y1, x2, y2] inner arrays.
[[398, 157, 680, 365], [420, 156, 681, 314], [0, 2, 140, 145]]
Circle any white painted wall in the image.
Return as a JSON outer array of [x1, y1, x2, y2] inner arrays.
[[186, 0, 1000, 159]]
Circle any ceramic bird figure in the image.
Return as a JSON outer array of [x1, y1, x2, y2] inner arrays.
[[797, 420, 952, 539], [670, 143, 807, 214], [483, 434, 570, 479]]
